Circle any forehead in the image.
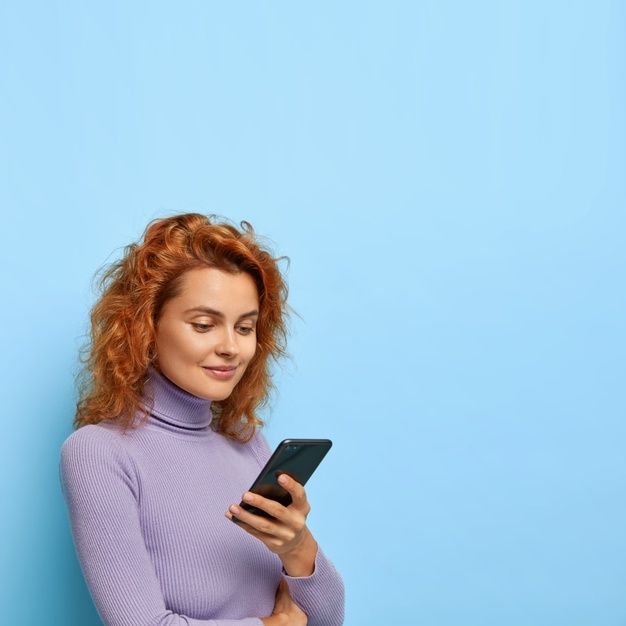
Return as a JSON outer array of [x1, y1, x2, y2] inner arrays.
[[173, 267, 259, 309]]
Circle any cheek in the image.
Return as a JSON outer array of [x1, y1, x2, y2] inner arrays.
[[158, 324, 204, 357], [154, 326, 174, 353], [243, 337, 258, 361]]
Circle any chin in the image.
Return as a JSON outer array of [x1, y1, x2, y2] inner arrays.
[[202, 383, 237, 402], [193, 389, 217, 401], [203, 392, 231, 403]]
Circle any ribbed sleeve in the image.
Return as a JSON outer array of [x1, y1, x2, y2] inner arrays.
[[59, 426, 264, 626], [282, 546, 345, 626]]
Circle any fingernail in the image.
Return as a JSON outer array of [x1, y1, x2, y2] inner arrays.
[[230, 505, 240, 514], [243, 492, 255, 502], [278, 474, 288, 484]]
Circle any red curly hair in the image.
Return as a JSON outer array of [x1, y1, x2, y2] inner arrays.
[[73, 212, 291, 442]]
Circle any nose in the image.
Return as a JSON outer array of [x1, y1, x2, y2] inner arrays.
[[215, 327, 239, 358]]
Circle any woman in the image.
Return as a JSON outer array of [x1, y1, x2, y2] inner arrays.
[[59, 213, 345, 626]]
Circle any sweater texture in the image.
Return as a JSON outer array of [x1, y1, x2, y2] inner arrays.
[[59, 365, 345, 625]]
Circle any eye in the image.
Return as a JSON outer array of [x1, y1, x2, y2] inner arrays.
[[237, 326, 255, 335], [192, 323, 214, 333]]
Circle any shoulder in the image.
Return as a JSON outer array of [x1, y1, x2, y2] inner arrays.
[[246, 426, 273, 466], [59, 423, 140, 500], [60, 423, 122, 457], [59, 423, 135, 479]]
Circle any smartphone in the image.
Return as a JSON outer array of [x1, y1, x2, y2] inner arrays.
[[234, 438, 333, 521]]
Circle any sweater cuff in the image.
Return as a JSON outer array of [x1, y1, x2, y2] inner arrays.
[[280, 544, 345, 626], [281, 541, 326, 584]]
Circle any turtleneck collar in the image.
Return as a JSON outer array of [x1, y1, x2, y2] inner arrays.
[[141, 364, 214, 436]]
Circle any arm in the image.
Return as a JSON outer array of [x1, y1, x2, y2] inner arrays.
[[281, 543, 345, 626], [247, 432, 346, 626], [59, 426, 264, 626]]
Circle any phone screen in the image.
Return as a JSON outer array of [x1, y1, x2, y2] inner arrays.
[[237, 438, 332, 519]]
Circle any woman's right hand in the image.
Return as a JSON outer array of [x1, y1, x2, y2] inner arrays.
[[261, 577, 308, 626]]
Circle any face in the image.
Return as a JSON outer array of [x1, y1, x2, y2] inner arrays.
[[154, 266, 259, 401]]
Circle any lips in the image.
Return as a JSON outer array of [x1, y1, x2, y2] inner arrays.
[[202, 365, 238, 381]]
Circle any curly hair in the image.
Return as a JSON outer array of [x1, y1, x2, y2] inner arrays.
[[73, 212, 291, 443]]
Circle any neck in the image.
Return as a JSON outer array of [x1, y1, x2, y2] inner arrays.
[[141, 364, 214, 433]]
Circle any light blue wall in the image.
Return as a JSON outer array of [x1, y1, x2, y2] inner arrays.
[[1, 2, 624, 625]]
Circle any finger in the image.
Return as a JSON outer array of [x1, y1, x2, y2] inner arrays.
[[240, 491, 290, 522], [227, 504, 291, 540], [226, 511, 288, 550], [278, 474, 310, 513], [227, 512, 271, 538]]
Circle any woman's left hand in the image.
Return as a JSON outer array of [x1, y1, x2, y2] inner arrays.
[[225, 473, 316, 562]]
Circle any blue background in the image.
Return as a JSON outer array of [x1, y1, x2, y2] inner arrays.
[[1, 2, 625, 625]]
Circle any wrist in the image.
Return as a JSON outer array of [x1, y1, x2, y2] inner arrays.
[[279, 528, 318, 577]]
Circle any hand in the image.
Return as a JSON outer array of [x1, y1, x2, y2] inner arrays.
[[261, 577, 308, 626], [225, 473, 312, 557]]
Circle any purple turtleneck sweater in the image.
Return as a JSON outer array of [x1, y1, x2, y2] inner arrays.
[[59, 365, 345, 625]]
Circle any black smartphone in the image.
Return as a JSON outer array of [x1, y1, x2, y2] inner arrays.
[[234, 438, 333, 521]]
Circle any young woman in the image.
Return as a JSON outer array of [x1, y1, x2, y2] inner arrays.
[[59, 213, 345, 626]]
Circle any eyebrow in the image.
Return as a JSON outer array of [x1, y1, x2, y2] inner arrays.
[[183, 306, 259, 320]]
